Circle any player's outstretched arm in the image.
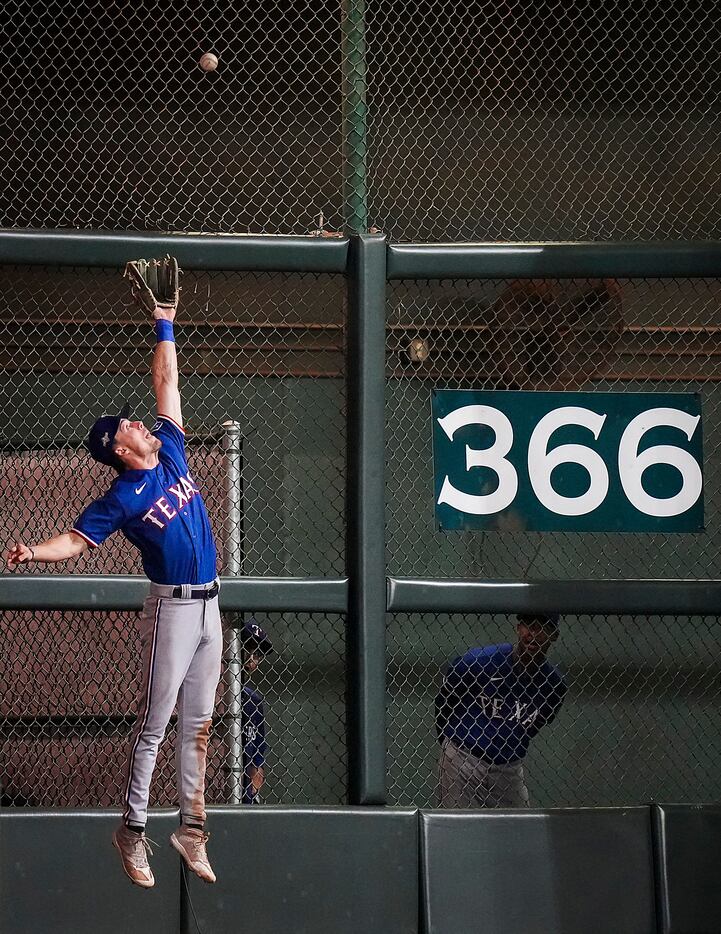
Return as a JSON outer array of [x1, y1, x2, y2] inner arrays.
[[6, 532, 88, 569], [125, 257, 183, 427], [151, 302, 183, 427]]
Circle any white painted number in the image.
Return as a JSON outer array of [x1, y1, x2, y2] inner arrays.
[[437, 405, 518, 514], [618, 408, 702, 517], [528, 407, 609, 516], [438, 403, 702, 519]]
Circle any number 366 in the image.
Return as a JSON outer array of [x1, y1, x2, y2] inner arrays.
[[437, 406, 703, 518]]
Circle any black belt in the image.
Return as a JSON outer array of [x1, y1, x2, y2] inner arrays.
[[171, 582, 219, 600], [447, 737, 498, 766]]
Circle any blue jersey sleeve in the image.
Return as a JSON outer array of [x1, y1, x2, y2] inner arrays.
[[152, 414, 187, 470], [443, 655, 471, 693], [72, 489, 127, 548]]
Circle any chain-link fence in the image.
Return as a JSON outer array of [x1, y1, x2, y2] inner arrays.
[[0, 0, 343, 233], [3, 1, 721, 239], [0, 609, 345, 806], [0, 263, 347, 806], [3, 0, 721, 815], [388, 612, 721, 808], [367, 2, 721, 241], [0, 264, 345, 576], [387, 276, 721, 578], [5, 602, 721, 809], [4, 266, 721, 807]]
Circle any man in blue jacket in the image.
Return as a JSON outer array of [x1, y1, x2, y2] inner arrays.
[[435, 613, 566, 807]]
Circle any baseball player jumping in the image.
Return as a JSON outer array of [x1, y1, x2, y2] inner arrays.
[[435, 613, 567, 808], [6, 258, 220, 887]]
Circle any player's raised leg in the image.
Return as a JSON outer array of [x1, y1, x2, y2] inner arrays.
[[171, 595, 223, 883], [121, 598, 204, 824]]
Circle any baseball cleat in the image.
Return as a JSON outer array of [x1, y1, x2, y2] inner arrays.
[[170, 827, 216, 883], [112, 823, 156, 888]]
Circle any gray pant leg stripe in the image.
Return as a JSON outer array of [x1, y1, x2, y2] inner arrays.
[[123, 597, 163, 823]]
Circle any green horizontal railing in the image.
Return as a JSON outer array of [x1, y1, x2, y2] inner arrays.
[[4, 574, 719, 617], [0, 575, 348, 613], [0, 229, 349, 272], [5, 230, 721, 280], [387, 241, 721, 279], [387, 578, 721, 615]]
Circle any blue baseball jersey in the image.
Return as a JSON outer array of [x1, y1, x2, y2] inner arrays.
[[72, 415, 217, 585], [435, 643, 567, 764], [241, 685, 267, 805]]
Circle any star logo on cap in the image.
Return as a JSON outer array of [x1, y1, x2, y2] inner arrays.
[[101, 432, 111, 447]]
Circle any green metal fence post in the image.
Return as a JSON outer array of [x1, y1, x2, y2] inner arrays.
[[342, 0, 369, 233], [221, 420, 245, 804], [346, 233, 387, 803]]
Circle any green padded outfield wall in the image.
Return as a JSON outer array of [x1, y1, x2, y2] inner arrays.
[[420, 808, 656, 934], [0, 809, 181, 934]]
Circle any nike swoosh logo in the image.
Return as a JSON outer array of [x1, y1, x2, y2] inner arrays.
[[135, 483, 147, 495]]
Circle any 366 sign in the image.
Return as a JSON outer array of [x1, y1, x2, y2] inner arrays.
[[432, 391, 704, 532]]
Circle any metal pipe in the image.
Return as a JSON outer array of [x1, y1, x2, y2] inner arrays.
[[342, 0, 368, 233], [0, 574, 349, 611], [0, 228, 350, 271], [387, 240, 721, 280], [346, 234, 387, 803], [221, 420, 245, 804]]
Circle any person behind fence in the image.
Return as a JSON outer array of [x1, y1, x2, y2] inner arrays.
[[240, 619, 274, 804], [6, 257, 220, 888], [435, 613, 567, 808]]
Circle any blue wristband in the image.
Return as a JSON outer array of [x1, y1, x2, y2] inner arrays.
[[155, 319, 175, 343]]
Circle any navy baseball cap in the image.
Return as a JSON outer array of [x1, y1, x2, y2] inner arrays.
[[87, 402, 131, 466], [516, 612, 560, 631], [241, 620, 274, 655]]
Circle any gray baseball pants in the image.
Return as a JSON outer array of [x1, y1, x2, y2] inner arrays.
[[123, 585, 223, 827], [438, 737, 530, 808]]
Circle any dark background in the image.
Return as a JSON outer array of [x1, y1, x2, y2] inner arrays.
[[1, 0, 720, 238]]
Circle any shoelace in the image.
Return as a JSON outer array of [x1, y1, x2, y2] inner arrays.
[[129, 834, 157, 865], [184, 831, 210, 860]]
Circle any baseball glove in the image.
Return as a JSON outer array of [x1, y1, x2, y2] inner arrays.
[[124, 255, 181, 316]]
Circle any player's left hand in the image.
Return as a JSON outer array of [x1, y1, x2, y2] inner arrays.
[[124, 256, 181, 320], [6, 541, 33, 570]]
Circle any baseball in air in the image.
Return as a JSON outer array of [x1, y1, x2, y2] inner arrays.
[[199, 53, 219, 72]]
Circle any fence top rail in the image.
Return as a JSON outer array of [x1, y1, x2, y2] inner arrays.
[[387, 577, 721, 616], [4, 575, 717, 616], [5, 231, 721, 279], [0, 228, 350, 273], [387, 241, 721, 280], [0, 575, 348, 613]]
